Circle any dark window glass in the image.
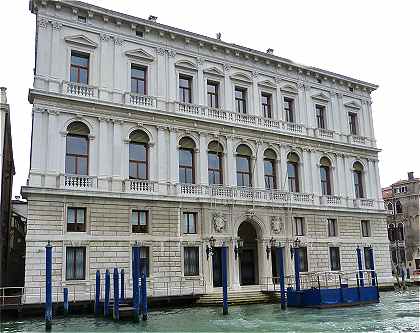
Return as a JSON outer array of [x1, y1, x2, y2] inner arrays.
[[294, 217, 305, 236], [136, 30, 144, 37], [131, 65, 147, 95], [67, 207, 86, 232], [284, 97, 294, 123], [396, 201, 403, 214], [364, 247, 372, 270], [388, 224, 395, 242], [66, 247, 86, 280], [287, 162, 299, 192], [327, 218, 337, 237], [236, 155, 251, 187], [330, 247, 341, 271], [184, 247, 199, 276], [66, 135, 89, 175], [320, 166, 331, 195], [131, 210, 148, 233], [361, 220, 371, 237], [264, 159, 276, 189], [316, 104, 326, 129], [208, 152, 223, 185], [235, 87, 247, 114], [179, 148, 194, 184], [397, 223, 404, 241], [261, 93, 272, 118], [78, 15, 87, 23], [183, 213, 197, 234], [70, 51, 89, 84], [354, 170, 364, 198], [349, 112, 358, 135], [136, 247, 149, 277], [179, 75, 192, 103], [298, 247, 308, 272], [207, 81, 219, 108], [129, 142, 148, 180]]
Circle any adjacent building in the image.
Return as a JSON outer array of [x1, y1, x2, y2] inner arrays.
[[383, 172, 420, 276], [23, 0, 392, 303]]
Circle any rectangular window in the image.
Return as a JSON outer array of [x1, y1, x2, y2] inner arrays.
[[364, 247, 372, 270], [329, 247, 341, 271], [131, 210, 148, 233], [261, 93, 272, 118], [294, 217, 305, 236], [236, 155, 251, 187], [327, 218, 337, 237], [287, 162, 299, 192], [284, 97, 294, 123], [129, 142, 148, 180], [235, 87, 247, 114], [67, 207, 86, 232], [264, 159, 276, 189], [179, 148, 195, 184], [361, 220, 371, 237], [78, 15, 87, 23], [66, 247, 86, 280], [208, 152, 223, 185], [179, 75, 192, 103], [207, 81, 219, 108], [184, 247, 199, 276], [316, 104, 326, 129], [70, 51, 89, 84], [348, 112, 358, 135], [183, 212, 197, 234], [131, 65, 147, 95], [135, 30, 144, 37], [298, 247, 308, 272]]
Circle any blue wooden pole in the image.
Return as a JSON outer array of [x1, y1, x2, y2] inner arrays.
[[45, 241, 52, 331], [221, 244, 228, 315], [104, 269, 110, 317], [95, 270, 100, 316], [141, 272, 148, 321], [368, 247, 376, 286], [132, 245, 140, 322], [63, 287, 69, 316], [293, 247, 301, 291], [356, 247, 364, 287], [120, 269, 125, 304], [113, 268, 120, 320], [276, 247, 286, 310]]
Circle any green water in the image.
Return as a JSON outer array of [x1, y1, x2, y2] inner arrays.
[[1, 289, 419, 332]]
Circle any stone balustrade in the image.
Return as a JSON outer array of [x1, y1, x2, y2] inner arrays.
[[62, 81, 97, 98], [62, 174, 97, 189]]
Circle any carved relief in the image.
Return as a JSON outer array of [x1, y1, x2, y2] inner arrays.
[[213, 213, 226, 233], [271, 216, 283, 234], [38, 18, 48, 29]]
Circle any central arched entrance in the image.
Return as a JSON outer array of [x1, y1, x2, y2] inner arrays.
[[238, 221, 259, 285]]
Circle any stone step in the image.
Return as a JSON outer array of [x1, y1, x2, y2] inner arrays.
[[197, 291, 280, 305]]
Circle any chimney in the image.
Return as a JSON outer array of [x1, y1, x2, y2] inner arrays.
[[408, 171, 414, 180], [0, 87, 7, 104], [148, 15, 157, 22]]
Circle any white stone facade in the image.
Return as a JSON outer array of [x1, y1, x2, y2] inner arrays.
[[22, 0, 392, 303]]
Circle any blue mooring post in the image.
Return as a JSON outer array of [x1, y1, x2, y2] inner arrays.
[[95, 270, 100, 316], [221, 244, 228, 315], [132, 245, 140, 322], [113, 268, 120, 320], [368, 247, 376, 286], [293, 247, 301, 291], [276, 247, 286, 310], [63, 288, 69, 316], [45, 241, 52, 331], [356, 247, 364, 287], [120, 269, 125, 304], [104, 269, 110, 317], [141, 272, 148, 321]]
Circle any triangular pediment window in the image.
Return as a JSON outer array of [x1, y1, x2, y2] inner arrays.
[[64, 35, 97, 48], [125, 48, 155, 62], [344, 101, 361, 109]]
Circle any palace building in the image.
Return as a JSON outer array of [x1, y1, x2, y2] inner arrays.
[[23, 0, 392, 303]]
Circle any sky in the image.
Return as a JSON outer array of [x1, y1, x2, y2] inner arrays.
[[0, 0, 419, 197]]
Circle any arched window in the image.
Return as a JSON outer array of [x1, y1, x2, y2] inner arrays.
[[129, 130, 149, 180], [353, 162, 364, 199], [208, 141, 223, 185], [179, 137, 196, 184], [236, 144, 252, 187], [287, 152, 300, 192], [397, 223, 404, 241], [264, 149, 277, 189], [387, 202, 393, 211], [320, 157, 332, 195], [387, 224, 395, 242], [66, 121, 90, 175], [396, 201, 403, 214]]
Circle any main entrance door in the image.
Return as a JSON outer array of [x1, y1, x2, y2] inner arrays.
[[238, 221, 259, 286], [212, 247, 222, 287]]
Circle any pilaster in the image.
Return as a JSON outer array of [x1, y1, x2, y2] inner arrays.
[[199, 133, 208, 185], [223, 64, 232, 110], [226, 136, 235, 186]]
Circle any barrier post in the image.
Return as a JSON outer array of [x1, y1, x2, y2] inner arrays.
[[368, 247, 376, 286], [294, 247, 301, 291], [141, 272, 148, 321], [113, 268, 120, 320], [45, 241, 52, 331], [104, 269, 110, 317], [221, 244, 228, 315], [95, 270, 100, 316], [356, 247, 364, 287], [63, 288, 69, 316], [276, 247, 286, 310], [120, 269, 125, 304], [132, 245, 140, 322]]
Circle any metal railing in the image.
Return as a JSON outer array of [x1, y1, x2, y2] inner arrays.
[[0, 287, 24, 308]]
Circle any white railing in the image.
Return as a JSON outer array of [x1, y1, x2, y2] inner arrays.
[[322, 195, 342, 206], [125, 93, 157, 108], [176, 183, 206, 196], [318, 128, 334, 138], [125, 179, 157, 193], [351, 135, 367, 145], [63, 81, 97, 98], [177, 102, 201, 115], [63, 175, 97, 189], [361, 199, 375, 207]]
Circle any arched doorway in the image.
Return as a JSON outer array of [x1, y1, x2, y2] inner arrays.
[[238, 221, 259, 285]]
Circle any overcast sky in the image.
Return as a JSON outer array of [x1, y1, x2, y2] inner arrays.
[[1, 0, 419, 197]]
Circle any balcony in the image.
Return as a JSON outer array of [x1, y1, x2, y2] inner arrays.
[[62, 81, 97, 98], [124, 93, 157, 108], [61, 175, 97, 189], [124, 179, 157, 193], [321, 195, 342, 206]]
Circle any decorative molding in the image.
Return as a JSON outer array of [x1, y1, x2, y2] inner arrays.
[[100, 34, 112, 42], [344, 101, 361, 109], [51, 21, 63, 30], [64, 34, 98, 48], [125, 48, 155, 62], [175, 59, 197, 70], [251, 71, 259, 79], [114, 37, 124, 46], [213, 213, 226, 232], [223, 63, 231, 72], [203, 66, 224, 77], [156, 47, 166, 56], [271, 216, 284, 234], [167, 49, 176, 58], [38, 18, 49, 29], [196, 57, 205, 66], [311, 92, 330, 102]]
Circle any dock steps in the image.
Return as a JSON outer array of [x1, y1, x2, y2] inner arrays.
[[196, 291, 281, 305]]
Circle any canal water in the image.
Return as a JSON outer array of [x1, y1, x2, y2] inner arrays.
[[1, 288, 419, 332]]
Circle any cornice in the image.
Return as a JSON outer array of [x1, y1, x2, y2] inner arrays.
[[31, 0, 378, 93]]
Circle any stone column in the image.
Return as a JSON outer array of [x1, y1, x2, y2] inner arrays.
[[252, 72, 259, 116], [169, 127, 178, 183], [310, 149, 320, 195], [256, 143, 265, 189], [149, 140, 157, 182], [231, 238, 240, 290], [197, 58, 205, 105], [97, 117, 109, 190], [275, 78, 283, 121], [332, 154, 340, 196], [223, 64, 232, 110], [157, 126, 167, 182], [34, 19, 51, 87], [302, 149, 312, 193], [297, 83, 305, 125], [199, 133, 208, 185], [50, 22, 63, 93], [113, 38, 125, 103], [337, 93, 347, 140], [111, 120, 123, 191], [168, 50, 177, 102], [99, 34, 113, 102], [45, 110, 59, 187], [344, 155, 354, 203], [330, 92, 340, 135], [226, 136, 236, 186], [156, 48, 167, 99], [279, 144, 288, 191]]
